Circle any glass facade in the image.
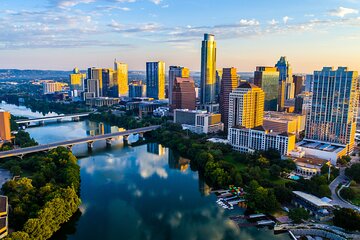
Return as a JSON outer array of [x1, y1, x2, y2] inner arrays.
[[200, 34, 217, 104], [254, 67, 279, 111]]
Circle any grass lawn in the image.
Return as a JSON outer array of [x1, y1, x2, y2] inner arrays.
[[223, 155, 247, 172], [348, 183, 360, 206]]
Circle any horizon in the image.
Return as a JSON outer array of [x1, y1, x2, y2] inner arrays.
[[1, 0, 360, 72]]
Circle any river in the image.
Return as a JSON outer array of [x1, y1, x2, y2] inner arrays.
[[0, 102, 290, 240]]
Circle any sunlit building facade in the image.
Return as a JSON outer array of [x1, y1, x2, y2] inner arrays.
[[200, 34, 217, 105], [146, 61, 165, 100], [88, 68, 103, 96], [171, 77, 196, 111], [69, 67, 86, 91], [228, 82, 264, 129], [254, 66, 279, 111], [114, 61, 129, 97], [275, 56, 294, 100], [0, 110, 11, 142]]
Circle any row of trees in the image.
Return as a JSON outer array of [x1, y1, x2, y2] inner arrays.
[[0, 147, 81, 239], [0, 131, 38, 152]]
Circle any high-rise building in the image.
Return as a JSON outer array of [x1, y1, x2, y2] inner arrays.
[[200, 33, 217, 105], [304, 74, 314, 92], [146, 61, 165, 100], [102, 68, 115, 97], [275, 56, 294, 100], [88, 68, 103, 96], [293, 75, 305, 96], [129, 80, 146, 98], [215, 69, 223, 102], [305, 67, 358, 155], [0, 110, 11, 142], [171, 77, 196, 111], [114, 61, 129, 97], [70, 67, 86, 91], [278, 80, 286, 112], [169, 66, 190, 106], [254, 66, 280, 111], [228, 82, 265, 129], [86, 79, 100, 98], [220, 68, 238, 129]]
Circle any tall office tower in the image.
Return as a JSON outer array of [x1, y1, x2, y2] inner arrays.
[[215, 69, 223, 102], [87, 68, 103, 96], [114, 61, 129, 97], [87, 79, 100, 98], [293, 75, 305, 96], [254, 66, 280, 111], [169, 66, 190, 106], [305, 67, 359, 153], [0, 110, 11, 141], [129, 80, 146, 98], [200, 33, 217, 104], [102, 69, 114, 97], [228, 82, 265, 129], [69, 67, 86, 91], [278, 80, 286, 112], [304, 74, 314, 92], [220, 68, 238, 129], [146, 61, 165, 100], [275, 56, 294, 99], [171, 77, 196, 110]]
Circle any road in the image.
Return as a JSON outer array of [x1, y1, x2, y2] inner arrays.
[[329, 167, 360, 212], [0, 125, 160, 159]]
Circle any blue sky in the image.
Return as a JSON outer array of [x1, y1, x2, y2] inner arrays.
[[1, 0, 360, 73]]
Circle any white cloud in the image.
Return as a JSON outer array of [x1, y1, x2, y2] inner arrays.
[[268, 19, 278, 25], [329, 6, 359, 17], [150, 0, 162, 5], [52, 0, 95, 8], [283, 16, 293, 24], [239, 19, 260, 26]]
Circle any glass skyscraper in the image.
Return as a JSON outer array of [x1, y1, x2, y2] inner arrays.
[[275, 56, 294, 100], [146, 61, 165, 100], [305, 67, 358, 152], [254, 66, 280, 111], [200, 34, 217, 105]]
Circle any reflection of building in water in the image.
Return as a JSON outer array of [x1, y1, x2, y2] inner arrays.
[[198, 173, 211, 196], [168, 150, 190, 172], [147, 143, 166, 156]]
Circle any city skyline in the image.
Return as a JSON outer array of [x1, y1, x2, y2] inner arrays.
[[1, 0, 360, 72]]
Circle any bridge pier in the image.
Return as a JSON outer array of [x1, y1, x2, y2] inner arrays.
[[66, 145, 73, 151], [138, 132, 144, 140], [87, 141, 94, 151], [123, 135, 129, 145], [39, 120, 45, 126], [106, 138, 112, 148], [72, 116, 80, 122]]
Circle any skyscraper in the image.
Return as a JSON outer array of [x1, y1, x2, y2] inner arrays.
[[305, 67, 358, 153], [254, 66, 280, 111], [215, 69, 223, 102], [200, 33, 217, 105], [171, 77, 196, 111], [220, 68, 238, 129], [87, 79, 100, 98], [0, 110, 11, 141], [293, 75, 305, 96], [69, 67, 86, 91], [146, 61, 166, 100], [114, 61, 129, 97], [169, 66, 190, 106], [129, 80, 146, 98], [278, 80, 286, 112], [275, 56, 294, 100], [102, 68, 114, 97], [88, 68, 103, 96], [228, 82, 265, 129]]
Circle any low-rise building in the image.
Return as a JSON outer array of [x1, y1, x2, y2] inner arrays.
[[296, 140, 347, 165], [174, 109, 224, 134], [228, 126, 295, 155], [85, 97, 120, 107], [292, 191, 333, 221], [292, 157, 328, 176]]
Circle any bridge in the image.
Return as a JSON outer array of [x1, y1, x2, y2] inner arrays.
[[0, 125, 160, 159], [15, 112, 92, 125]]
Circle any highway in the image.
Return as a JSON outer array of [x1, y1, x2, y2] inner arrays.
[[0, 125, 160, 159], [15, 112, 92, 124]]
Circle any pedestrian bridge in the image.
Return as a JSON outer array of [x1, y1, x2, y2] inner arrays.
[[15, 112, 92, 125], [0, 125, 160, 159]]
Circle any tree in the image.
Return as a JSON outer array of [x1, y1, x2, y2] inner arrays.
[[269, 164, 281, 178], [333, 208, 360, 231], [274, 185, 292, 204], [288, 208, 310, 223], [341, 188, 355, 201], [246, 181, 279, 212], [346, 163, 360, 183]]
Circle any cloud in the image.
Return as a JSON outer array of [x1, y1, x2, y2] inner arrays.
[[109, 20, 163, 33], [268, 19, 278, 25], [50, 0, 95, 8], [150, 0, 162, 4], [329, 6, 359, 17], [239, 19, 260, 26], [283, 16, 293, 24]]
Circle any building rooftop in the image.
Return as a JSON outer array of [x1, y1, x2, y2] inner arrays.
[[297, 140, 345, 153], [293, 191, 332, 208], [293, 157, 328, 166], [238, 82, 259, 89]]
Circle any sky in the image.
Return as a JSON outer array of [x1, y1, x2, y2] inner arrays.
[[1, 0, 360, 73]]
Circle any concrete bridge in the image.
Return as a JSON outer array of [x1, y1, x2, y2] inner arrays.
[[15, 112, 92, 125], [0, 125, 160, 159]]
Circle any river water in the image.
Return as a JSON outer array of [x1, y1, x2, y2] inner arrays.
[[0, 102, 290, 240]]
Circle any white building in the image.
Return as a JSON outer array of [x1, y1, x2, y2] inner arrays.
[[228, 126, 295, 156], [43, 81, 65, 94]]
